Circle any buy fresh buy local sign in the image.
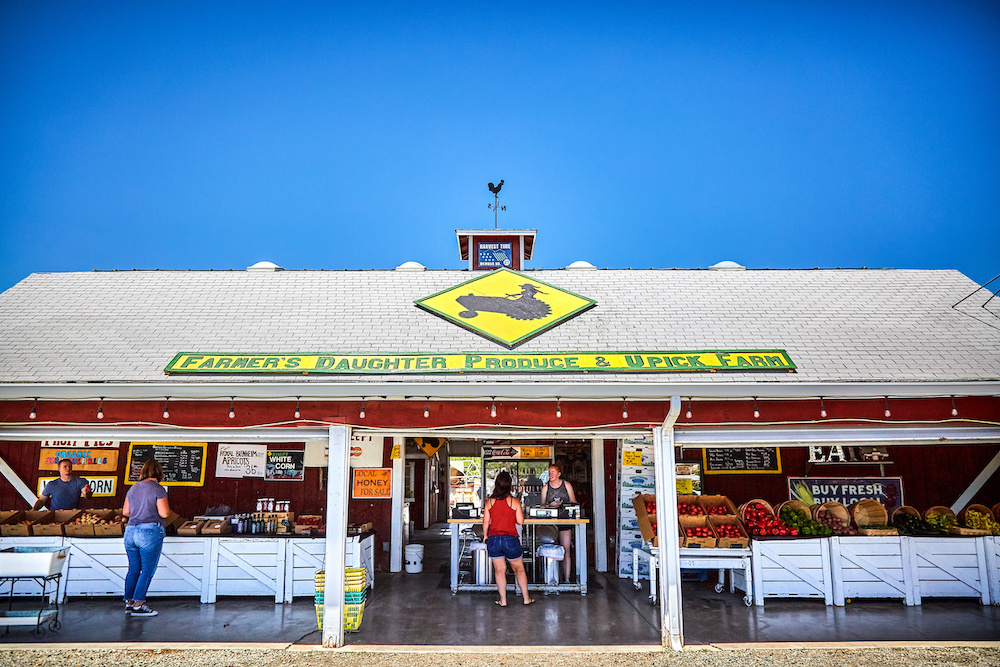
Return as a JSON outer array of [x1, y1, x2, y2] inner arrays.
[[166, 350, 795, 374]]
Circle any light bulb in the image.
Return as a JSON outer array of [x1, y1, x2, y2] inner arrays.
[[29, 400, 36, 420], [951, 396, 958, 417], [883, 397, 890, 418], [424, 404, 430, 419], [753, 398, 759, 419], [622, 399, 628, 419], [359, 403, 365, 419], [295, 397, 301, 419], [98, 398, 104, 420], [556, 400, 562, 419], [490, 399, 497, 418], [820, 398, 827, 418], [685, 407, 692, 419], [229, 399, 235, 419], [162, 397, 169, 419]]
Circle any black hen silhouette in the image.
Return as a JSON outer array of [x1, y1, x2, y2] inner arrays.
[[488, 180, 504, 195]]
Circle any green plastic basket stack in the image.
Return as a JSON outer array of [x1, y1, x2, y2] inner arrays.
[[314, 568, 367, 633]]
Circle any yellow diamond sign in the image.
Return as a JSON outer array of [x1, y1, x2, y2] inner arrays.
[[415, 269, 596, 348]]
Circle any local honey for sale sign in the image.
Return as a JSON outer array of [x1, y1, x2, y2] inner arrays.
[[352, 468, 392, 499]]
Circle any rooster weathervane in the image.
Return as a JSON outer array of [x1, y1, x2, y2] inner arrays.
[[487, 179, 505, 229]]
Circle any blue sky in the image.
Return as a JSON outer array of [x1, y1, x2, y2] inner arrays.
[[1, 1, 998, 292]]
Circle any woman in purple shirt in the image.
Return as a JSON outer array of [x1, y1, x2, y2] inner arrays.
[[122, 459, 170, 618]]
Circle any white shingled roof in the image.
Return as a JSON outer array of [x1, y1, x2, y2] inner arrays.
[[0, 268, 998, 388]]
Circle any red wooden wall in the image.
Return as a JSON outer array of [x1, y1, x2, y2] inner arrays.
[[0, 437, 397, 572]]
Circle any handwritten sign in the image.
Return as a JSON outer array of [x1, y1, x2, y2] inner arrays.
[[352, 468, 392, 499], [703, 448, 781, 475], [216, 444, 266, 478], [126, 442, 206, 486], [42, 440, 119, 448], [622, 450, 643, 467]]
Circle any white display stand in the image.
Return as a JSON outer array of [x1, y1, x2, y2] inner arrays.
[[984, 536, 1000, 606], [905, 536, 991, 605], [751, 538, 833, 606], [634, 546, 752, 606], [830, 536, 916, 606], [0, 536, 362, 604]]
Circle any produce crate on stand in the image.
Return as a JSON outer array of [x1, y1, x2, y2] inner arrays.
[[751, 537, 833, 606], [708, 515, 749, 549], [699, 495, 737, 516], [679, 516, 716, 548], [904, 536, 991, 604], [830, 536, 916, 605], [849, 499, 898, 536]]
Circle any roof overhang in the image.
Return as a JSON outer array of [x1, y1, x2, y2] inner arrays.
[[675, 424, 1000, 448], [1, 381, 997, 401]]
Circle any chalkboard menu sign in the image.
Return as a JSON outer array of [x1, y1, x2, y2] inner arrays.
[[702, 447, 782, 475], [126, 442, 207, 486]]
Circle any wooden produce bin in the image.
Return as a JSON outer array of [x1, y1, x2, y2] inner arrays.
[[631, 494, 658, 546], [679, 515, 717, 548], [708, 515, 749, 548], [905, 536, 991, 604], [751, 537, 834, 606], [830, 536, 916, 605]]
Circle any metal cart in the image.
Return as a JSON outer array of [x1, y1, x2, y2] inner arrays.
[[0, 546, 67, 637]]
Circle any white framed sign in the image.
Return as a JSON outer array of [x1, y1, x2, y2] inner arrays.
[[216, 444, 267, 478]]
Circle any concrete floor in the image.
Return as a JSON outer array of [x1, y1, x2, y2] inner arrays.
[[2, 524, 999, 646]]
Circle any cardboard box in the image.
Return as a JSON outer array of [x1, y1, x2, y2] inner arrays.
[[200, 519, 231, 535], [708, 515, 749, 548], [0, 510, 25, 525], [679, 515, 717, 548], [1, 510, 53, 537], [177, 520, 205, 536], [293, 524, 316, 535], [163, 511, 186, 534], [631, 494, 658, 546], [31, 510, 81, 536], [699, 495, 738, 516], [64, 510, 118, 537]]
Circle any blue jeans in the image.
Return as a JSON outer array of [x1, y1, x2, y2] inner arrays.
[[123, 523, 165, 603]]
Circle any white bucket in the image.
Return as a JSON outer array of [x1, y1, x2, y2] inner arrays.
[[404, 543, 424, 573]]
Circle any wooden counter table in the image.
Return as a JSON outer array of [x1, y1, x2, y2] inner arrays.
[[447, 517, 589, 595]]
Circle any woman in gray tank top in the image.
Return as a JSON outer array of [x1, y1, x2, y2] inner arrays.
[[541, 464, 576, 583]]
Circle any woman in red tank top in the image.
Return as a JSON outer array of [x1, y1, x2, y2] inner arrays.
[[482, 471, 534, 606]]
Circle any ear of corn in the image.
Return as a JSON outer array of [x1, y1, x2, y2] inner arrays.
[[792, 482, 815, 505]]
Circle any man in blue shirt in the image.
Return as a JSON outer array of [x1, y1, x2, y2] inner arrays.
[[33, 459, 92, 510]]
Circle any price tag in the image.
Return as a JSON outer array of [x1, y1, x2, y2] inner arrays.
[[676, 478, 694, 494], [390, 445, 401, 460], [622, 450, 642, 467]]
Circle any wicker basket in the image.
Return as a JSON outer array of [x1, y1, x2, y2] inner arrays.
[[922, 505, 956, 520], [849, 499, 889, 528], [775, 500, 810, 520], [812, 501, 850, 528], [958, 503, 994, 525], [739, 499, 774, 521], [993, 504, 1000, 522], [891, 506, 920, 522]]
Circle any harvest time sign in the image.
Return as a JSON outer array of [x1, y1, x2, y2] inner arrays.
[[166, 350, 796, 374]]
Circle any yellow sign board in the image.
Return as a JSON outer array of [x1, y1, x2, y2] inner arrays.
[[166, 350, 795, 374], [352, 468, 392, 499], [390, 444, 401, 460], [676, 478, 694, 494], [40, 448, 119, 472], [519, 446, 553, 459], [38, 476, 118, 498], [622, 450, 643, 467], [414, 268, 596, 348], [414, 437, 444, 458]]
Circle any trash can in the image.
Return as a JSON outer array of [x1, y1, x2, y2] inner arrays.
[[536, 543, 564, 587], [404, 543, 424, 573], [470, 541, 493, 585]]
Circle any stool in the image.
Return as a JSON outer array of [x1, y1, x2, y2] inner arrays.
[[469, 540, 493, 585], [536, 543, 565, 588]]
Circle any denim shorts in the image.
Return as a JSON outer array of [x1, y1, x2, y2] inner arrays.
[[487, 534, 523, 560]]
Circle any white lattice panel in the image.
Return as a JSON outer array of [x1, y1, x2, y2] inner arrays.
[[906, 536, 990, 604], [830, 536, 916, 605], [752, 538, 833, 605]]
